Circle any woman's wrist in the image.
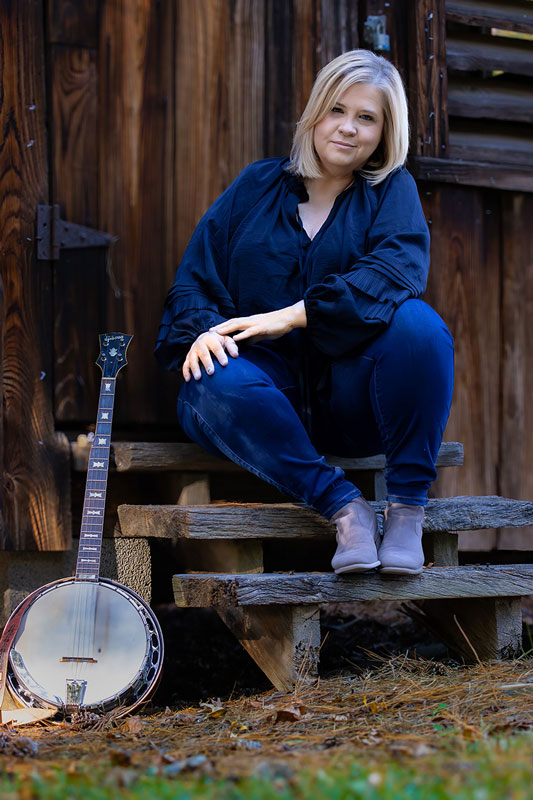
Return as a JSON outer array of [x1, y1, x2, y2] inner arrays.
[[285, 300, 307, 330]]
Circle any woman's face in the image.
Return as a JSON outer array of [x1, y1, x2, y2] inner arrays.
[[312, 82, 385, 178]]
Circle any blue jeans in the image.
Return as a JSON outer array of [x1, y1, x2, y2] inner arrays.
[[177, 299, 454, 519]]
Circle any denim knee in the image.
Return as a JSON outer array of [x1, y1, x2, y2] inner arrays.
[[387, 299, 454, 359]]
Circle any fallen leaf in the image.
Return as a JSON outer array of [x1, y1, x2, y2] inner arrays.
[[200, 701, 226, 718], [274, 704, 308, 723], [123, 716, 143, 735]]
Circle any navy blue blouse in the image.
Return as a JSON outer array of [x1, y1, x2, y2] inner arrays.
[[155, 157, 430, 372]]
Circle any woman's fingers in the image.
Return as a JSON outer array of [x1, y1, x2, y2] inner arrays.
[[183, 331, 240, 382], [223, 336, 239, 357], [232, 326, 261, 342], [212, 318, 247, 336]]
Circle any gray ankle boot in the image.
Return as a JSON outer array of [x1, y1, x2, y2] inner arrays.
[[378, 502, 425, 575], [331, 496, 380, 574]]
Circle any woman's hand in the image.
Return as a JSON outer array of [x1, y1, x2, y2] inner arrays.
[[182, 331, 239, 382], [211, 301, 307, 344]]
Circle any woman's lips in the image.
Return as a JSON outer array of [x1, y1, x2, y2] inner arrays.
[[331, 141, 356, 148]]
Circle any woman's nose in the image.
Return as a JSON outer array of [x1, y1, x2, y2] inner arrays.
[[338, 117, 357, 135]]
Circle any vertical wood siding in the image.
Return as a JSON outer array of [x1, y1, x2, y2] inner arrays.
[[0, 0, 71, 549], [43, 0, 533, 548]]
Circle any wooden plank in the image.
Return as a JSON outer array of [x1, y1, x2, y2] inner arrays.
[[218, 605, 320, 691], [448, 128, 533, 166], [420, 183, 501, 550], [411, 155, 533, 192], [498, 192, 533, 550], [47, 0, 100, 47], [0, 0, 71, 549], [70, 439, 464, 472], [423, 531, 459, 566], [445, 1, 533, 34], [448, 79, 533, 124], [446, 32, 533, 77], [410, 597, 523, 661], [173, 565, 533, 608], [315, 0, 360, 69], [408, 0, 449, 157], [99, 0, 176, 425], [117, 496, 533, 540]]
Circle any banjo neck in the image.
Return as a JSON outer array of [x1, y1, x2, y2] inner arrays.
[[76, 333, 132, 582]]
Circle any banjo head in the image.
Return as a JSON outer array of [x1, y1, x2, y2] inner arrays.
[[8, 578, 163, 714]]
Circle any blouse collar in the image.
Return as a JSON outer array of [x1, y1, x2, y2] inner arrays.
[[282, 163, 359, 202]]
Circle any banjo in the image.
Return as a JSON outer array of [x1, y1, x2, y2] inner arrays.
[[1, 333, 163, 721]]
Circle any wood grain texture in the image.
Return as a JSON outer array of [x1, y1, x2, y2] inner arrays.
[[448, 78, 533, 124], [410, 156, 533, 193], [49, 40, 107, 423], [446, 32, 533, 77], [412, 596, 523, 661], [218, 604, 320, 691], [448, 129, 533, 167], [421, 183, 501, 550], [0, 0, 71, 549], [48, 0, 100, 47], [408, 0, 449, 157], [99, 0, 176, 424], [117, 496, 533, 540], [71, 439, 464, 472], [315, 0, 360, 69], [498, 192, 533, 549], [445, 1, 533, 34], [172, 565, 533, 608]]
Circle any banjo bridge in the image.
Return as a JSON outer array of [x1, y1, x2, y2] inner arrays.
[[60, 657, 98, 663]]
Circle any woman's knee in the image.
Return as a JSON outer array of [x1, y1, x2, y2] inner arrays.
[[387, 299, 453, 357], [178, 354, 273, 416]]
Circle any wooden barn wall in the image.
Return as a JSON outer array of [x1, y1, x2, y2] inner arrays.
[[0, 0, 71, 550], [47, 0, 531, 549]]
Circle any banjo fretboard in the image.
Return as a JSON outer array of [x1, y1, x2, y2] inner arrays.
[[75, 333, 131, 581]]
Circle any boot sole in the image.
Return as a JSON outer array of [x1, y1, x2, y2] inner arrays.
[[334, 561, 381, 574], [379, 566, 423, 575]]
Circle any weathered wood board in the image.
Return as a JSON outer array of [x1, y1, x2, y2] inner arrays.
[[117, 496, 533, 540], [173, 565, 533, 608], [0, 0, 71, 549], [71, 440, 463, 473]]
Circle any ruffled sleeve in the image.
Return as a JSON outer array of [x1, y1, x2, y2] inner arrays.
[[303, 168, 430, 357], [154, 183, 241, 371]]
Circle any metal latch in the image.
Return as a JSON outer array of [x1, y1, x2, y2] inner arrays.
[[36, 205, 118, 260], [364, 15, 390, 52]]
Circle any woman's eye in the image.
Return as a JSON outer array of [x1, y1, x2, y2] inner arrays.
[[360, 114, 374, 121], [331, 106, 343, 113]]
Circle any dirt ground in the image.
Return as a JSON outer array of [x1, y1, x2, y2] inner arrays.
[[1, 599, 532, 781]]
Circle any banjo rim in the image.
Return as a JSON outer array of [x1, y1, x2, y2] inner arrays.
[[6, 576, 164, 717]]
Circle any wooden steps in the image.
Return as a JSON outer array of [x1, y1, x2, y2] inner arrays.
[[173, 566, 533, 608], [116, 496, 533, 540], [72, 440, 464, 473], [72, 436, 530, 692]]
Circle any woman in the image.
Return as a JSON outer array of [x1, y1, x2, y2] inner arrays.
[[155, 50, 454, 576]]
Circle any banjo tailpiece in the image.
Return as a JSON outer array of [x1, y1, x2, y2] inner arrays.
[[0, 334, 164, 725]]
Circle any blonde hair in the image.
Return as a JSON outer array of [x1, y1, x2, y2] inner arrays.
[[288, 50, 409, 186]]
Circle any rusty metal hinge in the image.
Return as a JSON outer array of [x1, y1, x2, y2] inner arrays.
[[36, 205, 118, 261]]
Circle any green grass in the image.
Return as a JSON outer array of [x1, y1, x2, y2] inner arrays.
[[1, 733, 532, 800]]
